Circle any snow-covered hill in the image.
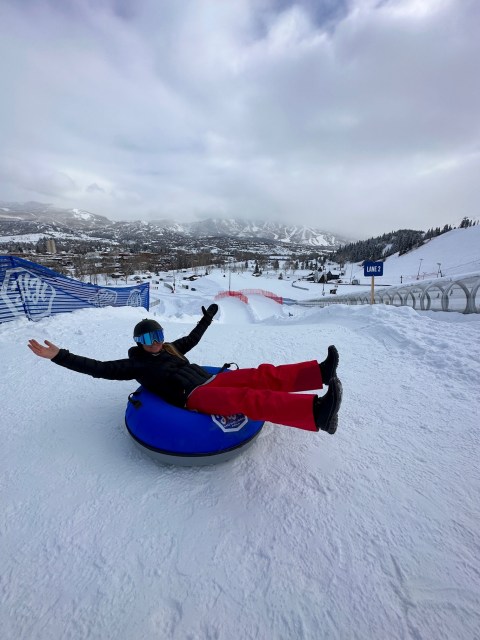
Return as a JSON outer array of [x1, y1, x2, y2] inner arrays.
[[334, 224, 480, 288], [380, 225, 480, 281], [1, 264, 480, 639], [0, 200, 110, 229]]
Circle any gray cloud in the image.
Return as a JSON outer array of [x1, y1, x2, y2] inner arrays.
[[86, 183, 105, 193], [0, 0, 478, 238]]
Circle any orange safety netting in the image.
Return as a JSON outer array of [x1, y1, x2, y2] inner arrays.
[[214, 289, 283, 304], [240, 289, 283, 304], [215, 290, 249, 304]]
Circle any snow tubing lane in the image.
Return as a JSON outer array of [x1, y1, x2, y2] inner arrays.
[[124, 366, 264, 466]]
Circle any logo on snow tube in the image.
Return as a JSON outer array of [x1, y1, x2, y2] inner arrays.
[[211, 413, 248, 433]]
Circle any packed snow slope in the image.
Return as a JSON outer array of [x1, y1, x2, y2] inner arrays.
[[1, 281, 480, 639]]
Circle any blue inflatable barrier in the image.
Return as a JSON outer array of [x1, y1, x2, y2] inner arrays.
[[124, 367, 264, 465], [0, 256, 149, 324]]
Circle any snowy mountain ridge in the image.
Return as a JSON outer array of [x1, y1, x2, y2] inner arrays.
[[0, 200, 350, 247]]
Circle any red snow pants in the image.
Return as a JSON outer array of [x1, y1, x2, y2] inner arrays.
[[186, 360, 323, 431]]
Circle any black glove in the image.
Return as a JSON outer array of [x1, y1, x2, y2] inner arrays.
[[201, 304, 218, 321]]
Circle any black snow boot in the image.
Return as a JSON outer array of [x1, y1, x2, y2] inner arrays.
[[319, 345, 339, 385], [313, 376, 343, 434]]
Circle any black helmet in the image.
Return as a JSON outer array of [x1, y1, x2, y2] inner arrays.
[[133, 318, 163, 339]]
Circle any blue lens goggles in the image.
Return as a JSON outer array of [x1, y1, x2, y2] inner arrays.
[[134, 329, 165, 345]]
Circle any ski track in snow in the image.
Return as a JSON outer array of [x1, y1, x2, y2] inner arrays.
[[1, 286, 480, 639]]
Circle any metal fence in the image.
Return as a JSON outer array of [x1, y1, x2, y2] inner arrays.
[[298, 272, 480, 314], [0, 256, 150, 323]]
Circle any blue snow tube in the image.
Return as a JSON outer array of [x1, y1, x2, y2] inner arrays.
[[124, 366, 264, 466]]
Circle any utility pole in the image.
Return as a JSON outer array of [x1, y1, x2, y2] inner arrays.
[[417, 259, 423, 280]]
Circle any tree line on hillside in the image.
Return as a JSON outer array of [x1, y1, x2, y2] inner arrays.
[[332, 217, 476, 264]]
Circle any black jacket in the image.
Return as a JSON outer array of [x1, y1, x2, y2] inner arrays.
[[51, 316, 214, 407]]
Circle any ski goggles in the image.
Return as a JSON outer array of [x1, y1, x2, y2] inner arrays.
[[134, 329, 165, 345]]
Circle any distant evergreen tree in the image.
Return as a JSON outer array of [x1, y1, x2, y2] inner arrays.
[[424, 227, 442, 240], [460, 217, 473, 228]]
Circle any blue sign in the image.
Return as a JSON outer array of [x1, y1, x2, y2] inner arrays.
[[363, 261, 384, 277]]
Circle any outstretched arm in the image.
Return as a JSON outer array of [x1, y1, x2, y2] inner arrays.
[[28, 339, 60, 360], [173, 304, 219, 355], [28, 339, 138, 381]]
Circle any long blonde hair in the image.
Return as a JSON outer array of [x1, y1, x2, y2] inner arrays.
[[162, 342, 187, 360]]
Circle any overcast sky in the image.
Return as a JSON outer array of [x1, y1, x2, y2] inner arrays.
[[0, 0, 479, 238]]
